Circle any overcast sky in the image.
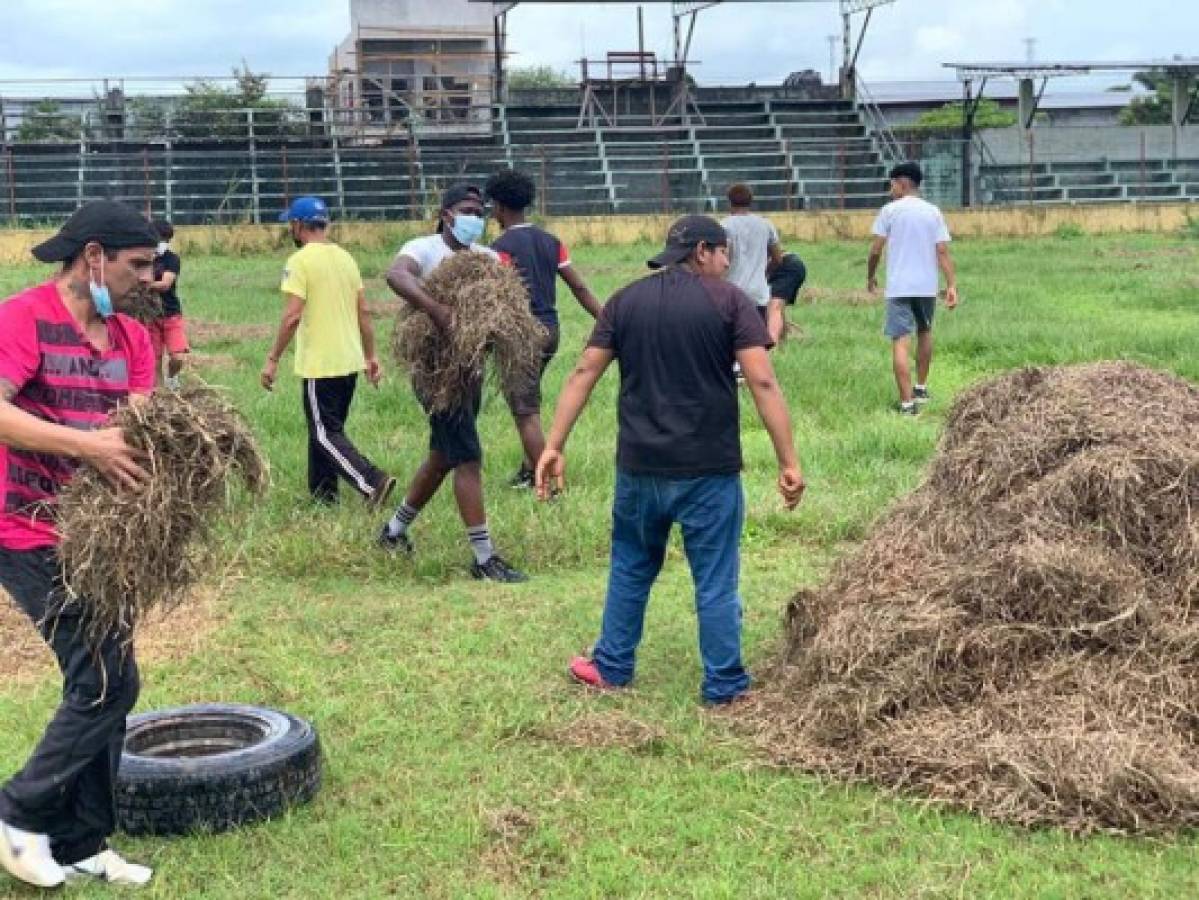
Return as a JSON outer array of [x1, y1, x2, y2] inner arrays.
[[0, 0, 1193, 95]]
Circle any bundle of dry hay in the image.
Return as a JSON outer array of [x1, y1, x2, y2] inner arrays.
[[120, 284, 164, 325], [391, 251, 546, 414], [57, 383, 268, 650], [750, 361, 1199, 834]]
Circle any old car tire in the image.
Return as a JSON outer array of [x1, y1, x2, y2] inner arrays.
[[116, 703, 322, 836]]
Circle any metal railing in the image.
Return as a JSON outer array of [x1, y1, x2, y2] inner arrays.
[[855, 77, 904, 166], [0, 134, 894, 225], [0, 101, 503, 147]]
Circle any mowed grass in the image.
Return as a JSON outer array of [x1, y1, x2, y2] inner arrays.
[[0, 231, 1197, 898]]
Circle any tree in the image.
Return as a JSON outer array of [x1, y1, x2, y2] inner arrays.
[[15, 100, 82, 142], [1118, 69, 1176, 125], [911, 98, 1016, 130], [172, 64, 300, 140], [507, 66, 574, 91]]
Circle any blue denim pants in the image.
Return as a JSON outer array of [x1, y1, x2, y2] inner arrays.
[[593, 470, 749, 703]]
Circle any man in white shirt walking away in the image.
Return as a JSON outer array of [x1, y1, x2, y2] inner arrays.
[[867, 162, 959, 415]]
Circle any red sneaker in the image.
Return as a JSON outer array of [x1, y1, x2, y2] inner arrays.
[[568, 656, 618, 690]]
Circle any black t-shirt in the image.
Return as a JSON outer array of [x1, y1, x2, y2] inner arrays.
[[491, 224, 570, 328], [588, 267, 772, 478], [154, 250, 182, 316]]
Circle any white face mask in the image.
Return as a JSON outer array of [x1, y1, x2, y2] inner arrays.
[[156, 241, 169, 256]]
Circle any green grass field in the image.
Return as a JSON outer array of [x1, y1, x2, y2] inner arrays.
[[0, 231, 1197, 898]]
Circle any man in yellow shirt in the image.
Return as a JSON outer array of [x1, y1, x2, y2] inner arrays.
[[261, 196, 394, 505]]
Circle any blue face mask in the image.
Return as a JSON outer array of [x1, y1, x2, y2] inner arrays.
[[89, 255, 114, 319], [451, 214, 485, 246]]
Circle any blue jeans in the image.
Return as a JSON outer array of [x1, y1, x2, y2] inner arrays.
[[593, 470, 749, 703]]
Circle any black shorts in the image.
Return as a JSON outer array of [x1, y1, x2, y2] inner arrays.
[[504, 323, 560, 418], [420, 379, 483, 467], [768, 254, 807, 305]]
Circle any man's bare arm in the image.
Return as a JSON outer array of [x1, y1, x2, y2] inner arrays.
[[867, 235, 887, 292], [535, 347, 613, 498], [266, 295, 305, 363], [559, 265, 603, 319], [735, 347, 805, 509], [765, 241, 784, 278], [937, 243, 959, 308], [0, 379, 146, 488], [149, 271, 177, 294], [386, 255, 450, 331]]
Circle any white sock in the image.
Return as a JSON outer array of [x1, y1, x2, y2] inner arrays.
[[467, 524, 494, 565], [915, 383, 926, 392], [386, 502, 419, 538]]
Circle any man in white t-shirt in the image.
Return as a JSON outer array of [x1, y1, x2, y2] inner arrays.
[[867, 162, 959, 415], [378, 183, 527, 583]]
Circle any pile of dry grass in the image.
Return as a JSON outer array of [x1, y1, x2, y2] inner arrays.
[[57, 383, 267, 650], [750, 361, 1199, 834], [120, 284, 164, 325], [391, 252, 546, 414]]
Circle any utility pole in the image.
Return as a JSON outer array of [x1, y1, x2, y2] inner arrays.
[[1023, 37, 1037, 63], [827, 34, 838, 85]]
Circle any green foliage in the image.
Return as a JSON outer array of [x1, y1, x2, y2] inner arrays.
[[912, 98, 1016, 130], [172, 65, 301, 140], [1120, 95, 1172, 125], [1054, 222, 1085, 240], [1118, 68, 1192, 125], [14, 99, 81, 142], [127, 97, 167, 140], [1183, 211, 1199, 239], [507, 65, 575, 91]]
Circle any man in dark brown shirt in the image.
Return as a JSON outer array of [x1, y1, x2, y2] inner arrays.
[[536, 216, 805, 704]]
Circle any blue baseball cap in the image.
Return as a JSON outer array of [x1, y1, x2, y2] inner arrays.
[[279, 196, 329, 224]]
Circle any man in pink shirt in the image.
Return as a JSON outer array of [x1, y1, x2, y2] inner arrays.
[[0, 201, 158, 889]]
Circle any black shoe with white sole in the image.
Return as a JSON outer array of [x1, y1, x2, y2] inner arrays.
[[377, 524, 414, 554], [471, 555, 529, 583]]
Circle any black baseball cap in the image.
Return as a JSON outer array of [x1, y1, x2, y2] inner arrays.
[[32, 200, 159, 263], [889, 161, 924, 185], [440, 183, 483, 212], [435, 183, 483, 233], [647, 215, 728, 269]]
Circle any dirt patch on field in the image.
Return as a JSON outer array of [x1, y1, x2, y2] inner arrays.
[[1104, 245, 1196, 259], [799, 286, 879, 306], [189, 320, 273, 344], [189, 351, 240, 372], [479, 805, 551, 885], [0, 585, 227, 685], [542, 710, 668, 753]]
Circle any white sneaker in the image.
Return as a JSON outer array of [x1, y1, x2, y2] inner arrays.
[[63, 848, 153, 886], [0, 820, 65, 888]]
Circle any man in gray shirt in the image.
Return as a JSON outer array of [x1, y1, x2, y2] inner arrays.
[[721, 184, 784, 344]]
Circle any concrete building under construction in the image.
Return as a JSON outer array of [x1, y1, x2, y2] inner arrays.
[[329, 0, 497, 134]]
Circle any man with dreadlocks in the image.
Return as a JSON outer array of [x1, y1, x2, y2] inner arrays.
[[0, 200, 157, 888]]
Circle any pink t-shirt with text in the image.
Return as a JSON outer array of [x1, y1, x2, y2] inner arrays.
[[0, 281, 155, 550]]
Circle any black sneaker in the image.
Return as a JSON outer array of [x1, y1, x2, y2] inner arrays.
[[913, 386, 930, 404], [509, 467, 535, 490], [377, 524, 414, 554], [471, 554, 529, 583], [896, 402, 919, 416]]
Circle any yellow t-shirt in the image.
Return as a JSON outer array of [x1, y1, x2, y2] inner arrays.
[[280, 242, 366, 378]]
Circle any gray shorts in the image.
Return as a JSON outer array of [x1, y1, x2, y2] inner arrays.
[[884, 296, 936, 339]]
